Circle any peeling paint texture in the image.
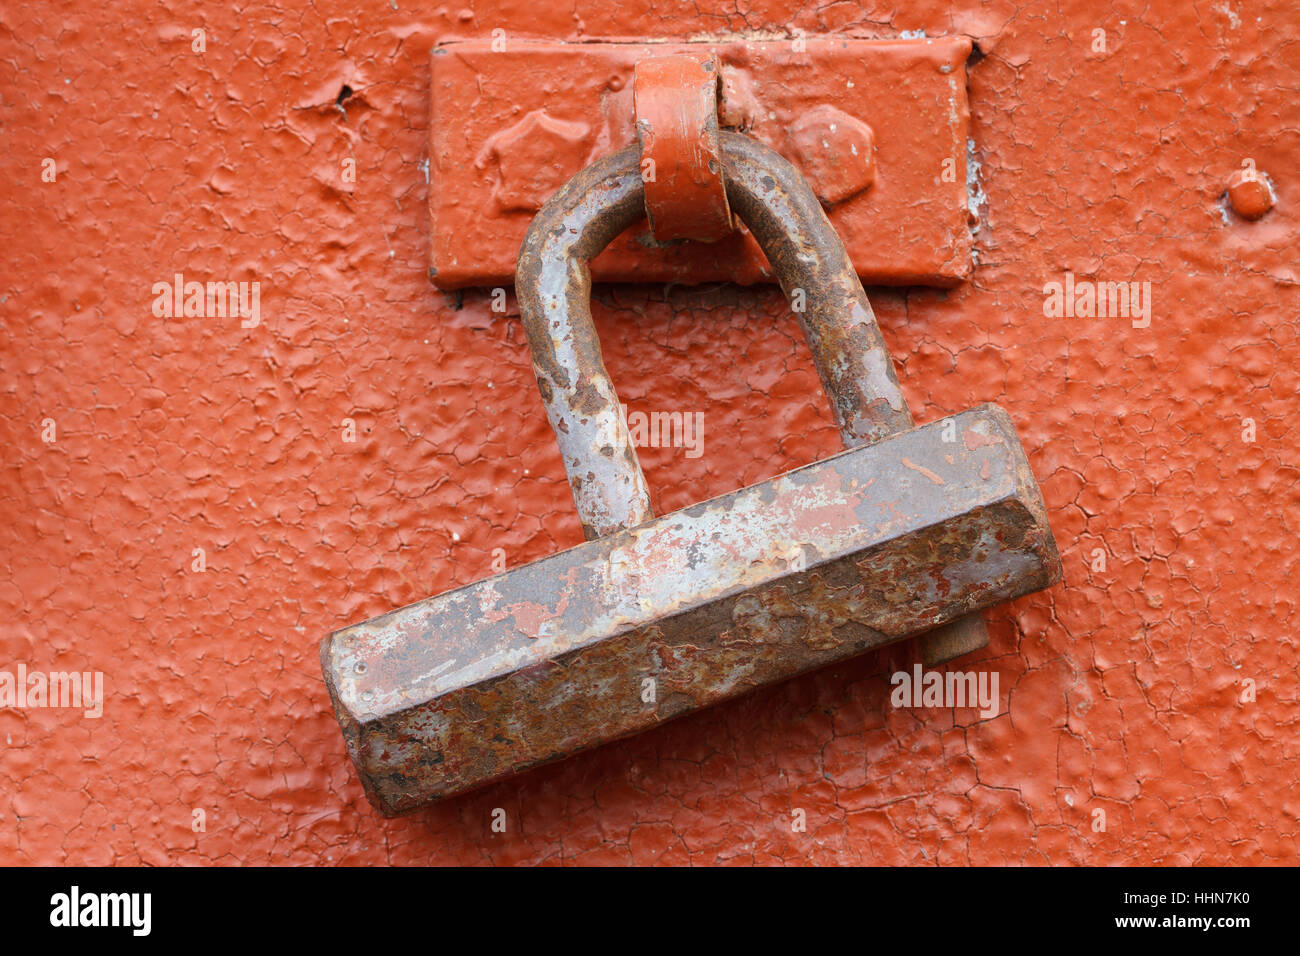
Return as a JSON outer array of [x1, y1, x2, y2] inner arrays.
[[2, 0, 1298, 864]]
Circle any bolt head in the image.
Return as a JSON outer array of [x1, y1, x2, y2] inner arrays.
[[787, 105, 876, 205]]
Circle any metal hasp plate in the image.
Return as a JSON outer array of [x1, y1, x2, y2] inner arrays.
[[321, 405, 1062, 815], [428, 37, 974, 290]]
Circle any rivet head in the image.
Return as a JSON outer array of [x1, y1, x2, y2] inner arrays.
[[1227, 168, 1274, 220]]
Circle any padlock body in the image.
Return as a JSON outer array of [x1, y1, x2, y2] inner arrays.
[[321, 404, 1061, 815]]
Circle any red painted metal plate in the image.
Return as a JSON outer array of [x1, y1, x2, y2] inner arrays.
[[429, 37, 974, 289]]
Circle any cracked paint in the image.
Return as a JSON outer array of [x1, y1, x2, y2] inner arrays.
[[1, 0, 1297, 864]]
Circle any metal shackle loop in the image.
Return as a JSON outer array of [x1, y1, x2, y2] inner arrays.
[[516, 131, 913, 541]]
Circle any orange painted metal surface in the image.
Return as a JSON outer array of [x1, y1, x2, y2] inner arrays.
[[2, 0, 1298, 866]]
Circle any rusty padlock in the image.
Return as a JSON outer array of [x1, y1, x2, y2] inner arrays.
[[321, 131, 1062, 815]]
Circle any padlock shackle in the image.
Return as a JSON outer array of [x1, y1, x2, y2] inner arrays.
[[517, 131, 914, 540]]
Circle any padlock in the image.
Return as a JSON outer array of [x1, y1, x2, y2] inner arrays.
[[321, 131, 1062, 816]]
